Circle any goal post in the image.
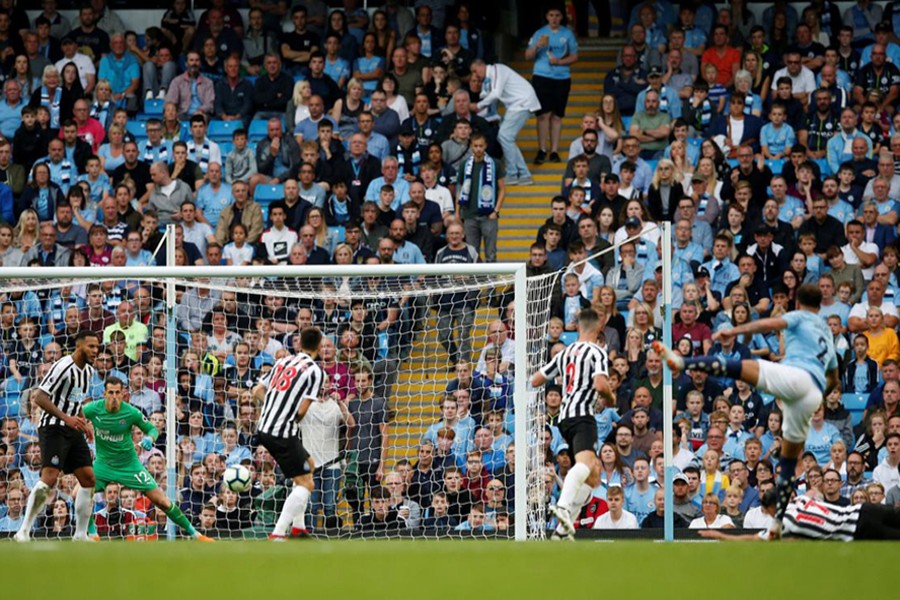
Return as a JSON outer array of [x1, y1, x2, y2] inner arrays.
[[0, 257, 548, 540]]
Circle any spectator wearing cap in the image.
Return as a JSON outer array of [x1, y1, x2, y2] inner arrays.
[[628, 89, 672, 160], [861, 21, 900, 66], [635, 67, 682, 119], [746, 223, 790, 291], [54, 36, 96, 95], [700, 234, 740, 297], [672, 472, 702, 521]]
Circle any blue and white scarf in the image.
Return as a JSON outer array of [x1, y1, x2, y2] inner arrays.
[[658, 86, 669, 114], [143, 140, 169, 164], [41, 86, 62, 129], [188, 139, 210, 172], [47, 158, 72, 191], [396, 145, 421, 176], [458, 155, 497, 215], [697, 99, 712, 129], [697, 193, 710, 216], [90, 101, 112, 128]]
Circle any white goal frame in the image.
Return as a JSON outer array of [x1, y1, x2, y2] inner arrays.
[[0, 231, 531, 540]]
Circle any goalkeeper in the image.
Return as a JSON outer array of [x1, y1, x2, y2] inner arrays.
[[83, 377, 213, 542]]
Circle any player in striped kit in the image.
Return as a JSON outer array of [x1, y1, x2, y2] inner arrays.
[[654, 284, 840, 535], [532, 308, 614, 540], [252, 327, 325, 541], [15, 331, 100, 542], [700, 489, 900, 541]]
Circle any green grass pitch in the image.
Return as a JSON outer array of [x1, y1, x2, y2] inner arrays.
[[1, 540, 895, 598]]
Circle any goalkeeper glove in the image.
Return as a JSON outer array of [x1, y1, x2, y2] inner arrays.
[[139, 436, 154, 451]]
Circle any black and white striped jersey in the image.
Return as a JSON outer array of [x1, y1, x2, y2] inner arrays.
[[538, 341, 609, 421], [783, 496, 861, 541], [37, 355, 94, 428], [257, 352, 325, 438]]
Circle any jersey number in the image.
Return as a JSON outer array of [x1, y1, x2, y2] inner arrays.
[[270, 364, 299, 392], [133, 471, 153, 486], [816, 336, 829, 362], [565, 363, 576, 394]]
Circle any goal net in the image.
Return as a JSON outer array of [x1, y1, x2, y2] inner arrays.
[[0, 262, 560, 540]]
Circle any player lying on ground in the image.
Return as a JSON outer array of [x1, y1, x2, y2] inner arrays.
[[16, 331, 99, 542], [532, 308, 615, 540], [699, 489, 900, 541], [83, 377, 213, 541], [253, 327, 324, 540], [653, 283, 839, 531]]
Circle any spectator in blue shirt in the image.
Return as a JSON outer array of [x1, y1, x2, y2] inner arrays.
[[97, 34, 140, 112], [805, 404, 843, 465], [761, 103, 797, 159]]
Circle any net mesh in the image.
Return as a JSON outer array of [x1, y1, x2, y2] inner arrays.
[[0, 268, 565, 540]]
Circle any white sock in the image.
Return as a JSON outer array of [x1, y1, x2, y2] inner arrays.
[[291, 488, 312, 530], [74, 487, 94, 537], [274, 486, 311, 536], [18, 481, 51, 537], [558, 463, 591, 511], [573, 483, 595, 509]]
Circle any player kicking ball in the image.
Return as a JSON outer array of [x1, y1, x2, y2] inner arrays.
[[83, 378, 213, 542], [532, 308, 614, 540], [652, 283, 839, 535]]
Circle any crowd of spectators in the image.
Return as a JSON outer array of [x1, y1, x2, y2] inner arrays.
[[3, 0, 900, 538], [0, 0, 526, 538], [530, 0, 900, 533]]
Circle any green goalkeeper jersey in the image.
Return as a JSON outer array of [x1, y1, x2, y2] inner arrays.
[[83, 400, 158, 469]]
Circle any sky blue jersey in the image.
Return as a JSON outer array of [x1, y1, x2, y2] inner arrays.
[[781, 310, 838, 392]]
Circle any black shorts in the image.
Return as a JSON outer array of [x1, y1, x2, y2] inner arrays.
[[532, 74, 571, 118], [39, 425, 93, 474], [557, 416, 598, 455], [258, 431, 312, 479]]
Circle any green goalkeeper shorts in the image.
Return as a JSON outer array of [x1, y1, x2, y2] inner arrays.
[[94, 460, 159, 493]]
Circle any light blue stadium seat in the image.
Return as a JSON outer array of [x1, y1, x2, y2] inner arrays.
[[377, 332, 389, 359], [208, 120, 242, 143], [248, 120, 269, 142], [622, 116, 631, 130], [727, 158, 739, 168], [560, 332, 578, 346], [814, 158, 831, 176], [765, 159, 784, 175], [328, 225, 345, 243], [645, 159, 658, 173], [126, 120, 148, 139], [254, 184, 284, 204], [842, 393, 868, 426], [143, 99, 164, 117]]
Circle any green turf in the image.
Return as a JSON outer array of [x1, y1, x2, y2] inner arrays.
[[2, 540, 894, 598]]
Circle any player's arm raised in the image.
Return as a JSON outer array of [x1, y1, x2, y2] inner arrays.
[[713, 317, 788, 344], [31, 387, 89, 433]]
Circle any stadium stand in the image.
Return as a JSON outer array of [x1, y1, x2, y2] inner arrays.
[[1, 0, 900, 541]]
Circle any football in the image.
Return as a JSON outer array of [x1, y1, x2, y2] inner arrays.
[[223, 465, 252, 493]]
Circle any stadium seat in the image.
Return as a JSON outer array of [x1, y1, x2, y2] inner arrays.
[[645, 159, 658, 173], [218, 141, 234, 158], [328, 225, 345, 243], [842, 393, 869, 426], [208, 120, 242, 143], [254, 184, 284, 204], [622, 116, 631, 130], [143, 99, 164, 117], [126, 120, 148, 139], [560, 332, 577, 346], [765, 159, 784, 175], [727, 158, 739, 168], [814, 158, 831, 176], [248, 120, 269, 142]]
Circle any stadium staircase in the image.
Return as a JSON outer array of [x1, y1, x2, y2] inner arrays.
[[381, 44, 618, 469]]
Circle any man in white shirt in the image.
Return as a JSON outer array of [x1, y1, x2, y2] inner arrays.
[[770, 50, 817, 106], [592, 485, 639, 530], [186, 114, 221, 174], [849, 279, 899, 333], [469, 60, 542, 186], [743, 481, 777, 529], [873, 433, 900, 492], [55, 36, 96, 94], [842, 219, 880, 281], [260, 201, 298, 264]]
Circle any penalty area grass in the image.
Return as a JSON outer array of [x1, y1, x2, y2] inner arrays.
[[1, 539, 894, 599]]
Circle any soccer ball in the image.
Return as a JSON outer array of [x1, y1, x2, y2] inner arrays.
[[223, 465, 252, 493]]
